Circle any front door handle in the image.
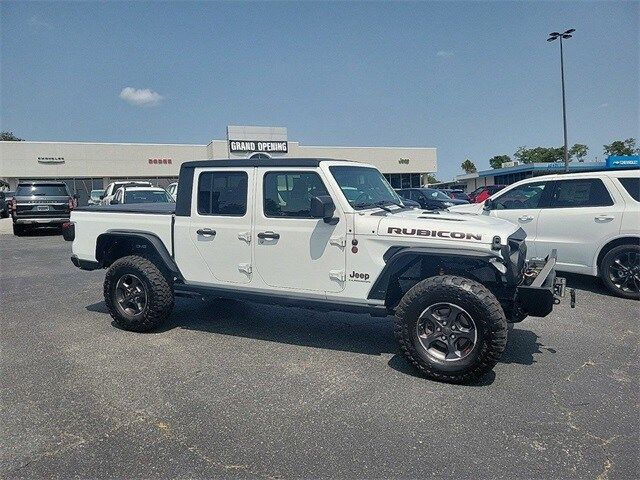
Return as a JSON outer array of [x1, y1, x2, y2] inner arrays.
[[197, 228, 216, 237], [257, 231, 280, 240], [518, 215, 534, 222], [595, 214, 614, 222]]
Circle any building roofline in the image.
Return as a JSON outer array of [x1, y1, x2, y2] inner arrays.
[[456, 161, 611, 180], [0, 141, 207, 147], [298, 145, 437, 151]]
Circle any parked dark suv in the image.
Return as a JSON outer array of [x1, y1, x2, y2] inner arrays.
[[10, 181, 76, 236], [396, 187, 469, 210]]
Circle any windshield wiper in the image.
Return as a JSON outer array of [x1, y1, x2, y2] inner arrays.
[[353, 201, 393, 212], [384, 199, 407, 209]]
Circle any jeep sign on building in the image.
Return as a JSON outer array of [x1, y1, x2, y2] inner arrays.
[[0, 125, 437, 205]]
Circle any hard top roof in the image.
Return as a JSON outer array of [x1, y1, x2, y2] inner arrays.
[[180, 158, 352, 169]]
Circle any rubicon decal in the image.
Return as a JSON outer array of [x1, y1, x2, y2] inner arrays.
[[387, 227, 482, 241]]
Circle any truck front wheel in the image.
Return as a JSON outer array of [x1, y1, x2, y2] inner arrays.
[[394, 275, 508, 383], [104, 255, 174, 332]]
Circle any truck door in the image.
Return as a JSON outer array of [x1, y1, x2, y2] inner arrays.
[[188, 168, 254, 284], [253, 169, 347, 293]]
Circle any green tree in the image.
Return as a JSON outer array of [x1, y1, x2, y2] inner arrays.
[[489, 155, 511, 169], [0, 131, 24, 141], [460, 159, 477, 173], [513, 146, 564, 164], [569, 143, 588, 162], [425, 173, 439, 184], [603, 138, 639, 156]]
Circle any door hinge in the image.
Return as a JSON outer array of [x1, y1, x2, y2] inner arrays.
[[330, 236, 346, 248], [238, 231, 252, 243], [329, 269, 346, 282], [238, 263, 252, 274]]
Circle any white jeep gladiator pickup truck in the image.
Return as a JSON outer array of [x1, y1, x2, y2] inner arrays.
[[67, 158, 572, 383]]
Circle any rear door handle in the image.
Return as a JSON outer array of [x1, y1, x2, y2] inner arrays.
[[197, 228, 216, 237], [518, 215, 534, 222], [257, 231, 280, 240]]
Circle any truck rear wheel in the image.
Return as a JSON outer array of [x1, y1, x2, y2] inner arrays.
[[394, 275, 508, 383], [104, 255, 174, 332]]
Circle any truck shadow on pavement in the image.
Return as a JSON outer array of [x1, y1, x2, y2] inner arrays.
[[86, 298, 553, 384], [561, 272, 611, 296]]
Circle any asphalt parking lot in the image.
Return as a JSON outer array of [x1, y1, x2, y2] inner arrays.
[[1, 218, 638, 479]]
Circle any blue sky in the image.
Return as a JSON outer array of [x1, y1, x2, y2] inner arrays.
[[1, 1, 638, 180]]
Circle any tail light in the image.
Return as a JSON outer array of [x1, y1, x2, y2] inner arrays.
[[10, 197, 16, 213], [68, 197, 77, 210]]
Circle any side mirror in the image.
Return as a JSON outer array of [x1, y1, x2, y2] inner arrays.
[[110, 199, 119, 205], [310, 195, 337, 223], [483, 198, 495, 211]]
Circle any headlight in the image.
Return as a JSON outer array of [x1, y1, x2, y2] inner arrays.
[[443, 202, 453, 207]]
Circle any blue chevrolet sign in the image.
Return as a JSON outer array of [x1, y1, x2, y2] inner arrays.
[[606, 155, 640, 169]]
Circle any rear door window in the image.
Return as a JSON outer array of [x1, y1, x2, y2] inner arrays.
[[548, 179, 614, 208], [617, 177, 639, 202], [197, 171, 248, 216]]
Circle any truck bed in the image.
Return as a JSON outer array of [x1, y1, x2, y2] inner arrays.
[[71, 204, 175, 264], [75, 203, 175, 215]]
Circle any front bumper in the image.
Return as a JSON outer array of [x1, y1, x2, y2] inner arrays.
[[515, 249, 573, 317]]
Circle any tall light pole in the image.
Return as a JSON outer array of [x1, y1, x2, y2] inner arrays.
[[547, 28, 575, 173]]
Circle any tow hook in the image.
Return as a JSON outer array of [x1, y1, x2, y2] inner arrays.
[[553, 277, 576, 308]]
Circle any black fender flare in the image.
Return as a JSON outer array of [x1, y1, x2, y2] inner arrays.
[[367, 246, 504, 301], [96, 230, 183, 280]]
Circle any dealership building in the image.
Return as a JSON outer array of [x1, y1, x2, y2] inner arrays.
[[0, 126, 437, 204]]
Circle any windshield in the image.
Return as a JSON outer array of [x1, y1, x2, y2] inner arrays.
[[125, 190, 174, 204], [90, 190, 103, 199], [329, 166, 404, 210], [422, 189, 452, 200], [16, 184, 69, 196]]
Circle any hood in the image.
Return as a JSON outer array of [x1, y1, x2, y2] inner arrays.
[[447, 202, 485, 214], [374, 208, 518, 246]]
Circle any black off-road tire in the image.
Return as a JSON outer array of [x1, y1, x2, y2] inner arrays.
[[600, 243, 640, 300], [104, 255, 174, 332], [394, 275, 508, 383]]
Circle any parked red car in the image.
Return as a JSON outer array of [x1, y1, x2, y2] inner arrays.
[[469, 185, 506, 203]]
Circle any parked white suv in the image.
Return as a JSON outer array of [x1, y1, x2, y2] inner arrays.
[[450, 170, 639, 299], [166, 182, 178, 200], [111, 186, 174, 205], [101, 181, 152, 205]]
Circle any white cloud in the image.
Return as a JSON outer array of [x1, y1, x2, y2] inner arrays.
[[119, 87, 164, 107], [28, 15, 53, 29], [436, 50, 454, 58]]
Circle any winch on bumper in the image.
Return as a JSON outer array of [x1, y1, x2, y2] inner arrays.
[[516, 249, 575, 317]]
